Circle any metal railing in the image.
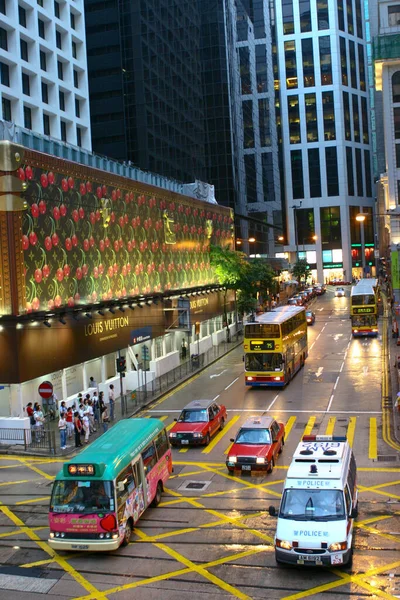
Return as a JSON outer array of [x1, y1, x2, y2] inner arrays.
[[0, 427, 57, 453]]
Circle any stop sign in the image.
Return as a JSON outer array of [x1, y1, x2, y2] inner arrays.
[[38, 380, 53, 399]]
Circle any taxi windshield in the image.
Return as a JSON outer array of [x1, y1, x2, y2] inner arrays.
[[50, 480, 114, 514], [236, 428, 271, 444], [279, 489, 345, 521], [178, 409, 208, 423]]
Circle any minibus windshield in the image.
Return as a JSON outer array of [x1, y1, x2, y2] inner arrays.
[[50, 480, 114, 513], [279, 488, 345, 521]]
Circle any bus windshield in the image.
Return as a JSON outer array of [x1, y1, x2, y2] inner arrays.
[[50, 480, 114, 513], [279, 489, 345, 521], [352, 315, 377, 327], [352, 294, 375, 305], [245, 353, 283, 372]]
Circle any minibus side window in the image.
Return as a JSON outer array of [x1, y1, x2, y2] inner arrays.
[[116, 465, 135, 506], [142, 442, 157, 475], [344, 485, 351, 515], [155, 429, 169, 459]]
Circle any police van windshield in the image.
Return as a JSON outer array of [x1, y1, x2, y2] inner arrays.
[[279, 489, 345, 521]]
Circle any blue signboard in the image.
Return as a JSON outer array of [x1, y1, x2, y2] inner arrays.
[[130, 326, 152, 345]]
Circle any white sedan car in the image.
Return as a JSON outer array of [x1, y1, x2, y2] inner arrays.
[[335, 287, 345, 297]]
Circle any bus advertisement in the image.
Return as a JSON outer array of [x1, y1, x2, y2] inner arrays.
[[350, 280, 378, 337], [48, 419, 172, 551], [244, 306, 308, 387]]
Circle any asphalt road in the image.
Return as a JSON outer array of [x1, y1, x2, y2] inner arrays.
[[0, 288, 400, 600]]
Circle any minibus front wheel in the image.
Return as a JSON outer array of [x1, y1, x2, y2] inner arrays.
[[151, 481, 163, 507], [121, 518, 133, 547]]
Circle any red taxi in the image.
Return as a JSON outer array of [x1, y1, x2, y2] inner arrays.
[[226, 416, 285, 474], [169, 399, 227, 447]]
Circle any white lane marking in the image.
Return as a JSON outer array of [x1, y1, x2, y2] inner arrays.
[[344, 351, 348, 360], [309, 342, 315, 351], [316, 333, 321, 340], [213, 394, 220, 401], [327, 394, 335, 411], [362, 366, 369, 375], [210, 370, 227, 379], [334, 376, 339, 390], [267, 394, 279, 411], [340, 361, 345, 372], [222, 409, 382, 414], [224, 377, 239, 390], [315, 367, 324, 378], [321, 325, 326, 332], [333, 333, 343, 341], [318, 308, 324, 311]]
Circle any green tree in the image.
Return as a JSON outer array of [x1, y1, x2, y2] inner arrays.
[[292, 258, 309, 283]]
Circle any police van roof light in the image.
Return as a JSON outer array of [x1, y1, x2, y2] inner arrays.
[[302, 435, 347, 442]]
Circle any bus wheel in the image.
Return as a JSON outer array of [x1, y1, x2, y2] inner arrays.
[[151, 482, 163, 507], [121, 518, 133, 546]]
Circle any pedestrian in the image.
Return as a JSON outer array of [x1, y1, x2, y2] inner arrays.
[[59, 401, 67, 418], [26, 402, 35, 427], [33, 405, 45, 441], [101, 405, 109, 433], [74, 411, 83, 448], [109, 384, 115, 421], [181, 340, 187, 360], [82, 413, 90, 443], [86, 400, 96, 433], [92, 392, 100, 426], [78, 403, 84, 419], [58, 413, 67, 449], [34, 402, 40, 412], [66, 407, 74, 439], [89, 376, 98, 389], [393, 320, 399, 339]]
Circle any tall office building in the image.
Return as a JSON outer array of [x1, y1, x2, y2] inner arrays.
[[276, 0, 375, 284], [85, 0, 282, 253], [0, 0, 91, 149]]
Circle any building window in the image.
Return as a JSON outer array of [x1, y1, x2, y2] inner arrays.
[[253, 0, 265, 38], [320, 206, 341, 245], [72, 40, 77, 59], [244, 154, 257, 203], [37, 0, 44, 6], [40, 50, 47, 71], [346, 147, 354, 196], [76, 126, 82, 147], [288, 95, 301, 143], [19, 5, 26, 27], [394, 107, 400, 140], [361, 97, 369, 143], [396, 144, 400, 168], [56, 29, 62, 50], [352, 94, 360, 142], [393, 72, 400, 103], [302, 38, 314, 87], [388, 4, 400, 26], [41, 81, 48, 103], [305, 93, 318, 142], [355, 148, 363, 196], [355, 0, 363, 38], [0, 62, 9, 86], [282, 0, 294, 34], [358, 45, 366, 91], [296, 208, 315, 244], [291, 150, 304, 200], [23, 105, 32, 129], [340, 37, 348, 85], [364, 150, 372, 197], [70, 11, 75, 29], [38, 19, 45, 39], [20, 38, 28, 61], [325, 147, 339, 196], [57, 60, 63, 80], [59, 90, 65, 111], [54, 0, 60, 18], [319, 36, 332, 85], [308, 149, 321, 197], [43, 113, 50, 135], [285, 40, 297, 89], [349, 41, 357, 89], [0, 27, 7, 51], [239, 47, 251, 94], [343, 91, 351, 140], [60, 120, 67, 141], [0, 0, 5, 16], [2, 97, 11, 121], [317, 0, 329, 29], [75, 97, 80, 118], [322, 91, 335, 140], [347, 0, 354, 34], [259, 98, 270, 146], [337, 0, 345, 31], [22, 72, 30, 96], [299, 0, 311, 32], [255, 45, 267, 92], [242, 100, 254, 148], [262, 152, 275, 201]]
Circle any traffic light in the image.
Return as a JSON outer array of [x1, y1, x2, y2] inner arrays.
[[116, 357, 126, 373]]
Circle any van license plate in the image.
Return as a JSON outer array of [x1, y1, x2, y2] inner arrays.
[[297, 554, 319, 562], [242, 465, 251, 471], [331, 553, 343, 565], [181, 440, 189, 445]]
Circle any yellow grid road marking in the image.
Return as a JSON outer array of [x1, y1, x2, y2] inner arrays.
[[0, 525, 46, 538], [202, 415, 239, 454], [303, 416, 315, 436], [15, 496, 50, 505], [369, 417, 378, 460], [324, 416, 336, 436], [346, 416, 356, 447], [179, 447, 188, 453], [166, 421, 175, 431], [284, 416, 296, 440]]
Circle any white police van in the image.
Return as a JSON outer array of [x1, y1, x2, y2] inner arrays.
[[269, 435, 358, 567]]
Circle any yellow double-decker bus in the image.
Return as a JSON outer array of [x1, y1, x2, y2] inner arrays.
[[350, 280, 378, 337], [244, 306, 308, 387]]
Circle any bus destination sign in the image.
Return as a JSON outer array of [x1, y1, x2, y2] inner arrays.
[[353, 307, 374, 314], [250, 340, 275, 351]]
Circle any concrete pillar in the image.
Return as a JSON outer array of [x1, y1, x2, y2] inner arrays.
[[61, 369, 68, 401], [340, 204, 352, 282], [82, 362, 88, 390], [162, 336, 167, 356], [101, 356, 107, 383]]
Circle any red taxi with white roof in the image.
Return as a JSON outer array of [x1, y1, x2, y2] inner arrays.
[[226, 416, 285, 474], [169, 399, 227, 447]]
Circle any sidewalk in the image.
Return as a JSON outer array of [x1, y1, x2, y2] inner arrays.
[[387, 299, 400, 443], [2, 333, 243, 457]]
